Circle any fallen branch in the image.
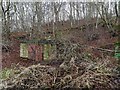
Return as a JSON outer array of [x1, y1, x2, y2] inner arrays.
[[78, 43, 115, 52]]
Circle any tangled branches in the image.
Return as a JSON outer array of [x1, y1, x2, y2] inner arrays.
[[1, 56, 120, 90]]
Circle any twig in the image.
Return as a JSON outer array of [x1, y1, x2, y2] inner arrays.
[[91, 46, 115, 52], [78, 43, 115, 52]]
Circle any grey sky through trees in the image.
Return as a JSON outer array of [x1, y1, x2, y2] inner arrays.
[[1, 0, 119, 2], [1, 0, 119, 31]]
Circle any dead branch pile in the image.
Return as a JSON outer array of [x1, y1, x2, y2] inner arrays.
[[57, 40, 115, 61], [1, 57, 120, 90]]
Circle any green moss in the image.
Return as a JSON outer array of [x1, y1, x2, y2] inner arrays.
[[115, 42, 120, 46], [0, 68, 14, 80], [113, 24, 120, 31], [114, 41, 120, 60]]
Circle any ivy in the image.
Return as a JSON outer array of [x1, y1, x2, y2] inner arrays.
[[114, 25, 120, 31], [114, 42, 120, 59]]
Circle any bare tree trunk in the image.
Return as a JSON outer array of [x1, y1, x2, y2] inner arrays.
[[1, 0, 11, 44], [96, 3, 114, 32], [95, 3, 99, 29], [69, 2, 73, 28], [76, 2, 80, 26], [116, 2, 120, 42], [35, 2, 42, 39]]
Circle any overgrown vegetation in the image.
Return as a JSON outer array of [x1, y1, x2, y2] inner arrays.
[[1, 0, 120, 90]]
